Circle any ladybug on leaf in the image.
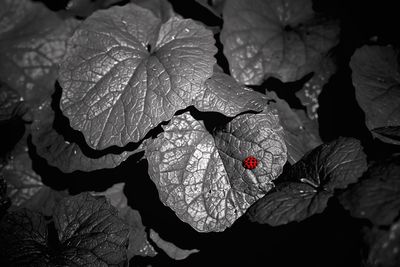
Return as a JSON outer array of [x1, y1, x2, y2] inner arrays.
[[243, 156, 258, 170]]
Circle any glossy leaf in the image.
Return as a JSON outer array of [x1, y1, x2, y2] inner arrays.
[[249, 137, 367, 225], [0, 0, 79, 105], [248, 182, 329, 226], [221, 0, 339, 84], [339, 155, 400, 226], [146, 111, 286, 232], [31, 98, 135, 173], [194, 72, 270, 116], [266, 91, 322, 163], [59, 4, 217, 149], [350, 45, 400, 144]]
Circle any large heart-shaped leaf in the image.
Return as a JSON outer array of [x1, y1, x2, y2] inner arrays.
[[0, 0, 79, 105], [248, 137, 367, 226], [350, 45, 400, 145], [221, 0, 339, 84], [59, 3, 217, 150], [31, 97, 135, 173], [145, 111, 286, 232]]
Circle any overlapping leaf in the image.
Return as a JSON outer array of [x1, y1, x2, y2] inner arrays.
[[59, 3, 217, 149], [0, 209, 50, 266], [350, 45, 400, 145], [296, 58, 336, 119], [194, 71, 270, 116], [0, 0, 79, 105], [92, 183, 157, 259], [221, 0, 339, 85], [0, 82, 26, 123], [0, 193, 129, 266], [54, 193, 129, 265], [248, 137, 367, 226], [149, 229, 199, 260], [0, 135, 68, 215], [266, 91, 322, 163], [31, 98, 135, 173], [1, 139, 44, 208], [145, 111, 286, 232], [131, 0, 175, 22], [339, 155, 400, 226]]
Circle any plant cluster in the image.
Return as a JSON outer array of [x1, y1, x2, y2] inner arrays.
[[0, 0, 399, 266]]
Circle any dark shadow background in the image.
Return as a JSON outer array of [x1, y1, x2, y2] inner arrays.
[[2, 0, 399, 266]]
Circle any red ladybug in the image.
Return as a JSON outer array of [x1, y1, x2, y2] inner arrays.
[[243, 156, 258, 170]]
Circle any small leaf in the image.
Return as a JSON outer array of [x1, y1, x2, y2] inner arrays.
[[0, 82, 26, 122], [194, 72, 270, 116], [350, 45, 400, 142], [31, 97, 135, 173], [248, 137, 367, 225], [59, 4, 217, 149], [339, 155, 400, 226], [0, 0, 79, 105], [266, 91, 322, 163], [146, 111, 286, 232], [295, 58, 336, 119], [221, 0, 339, 84], [149, 228, 199, 260]]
